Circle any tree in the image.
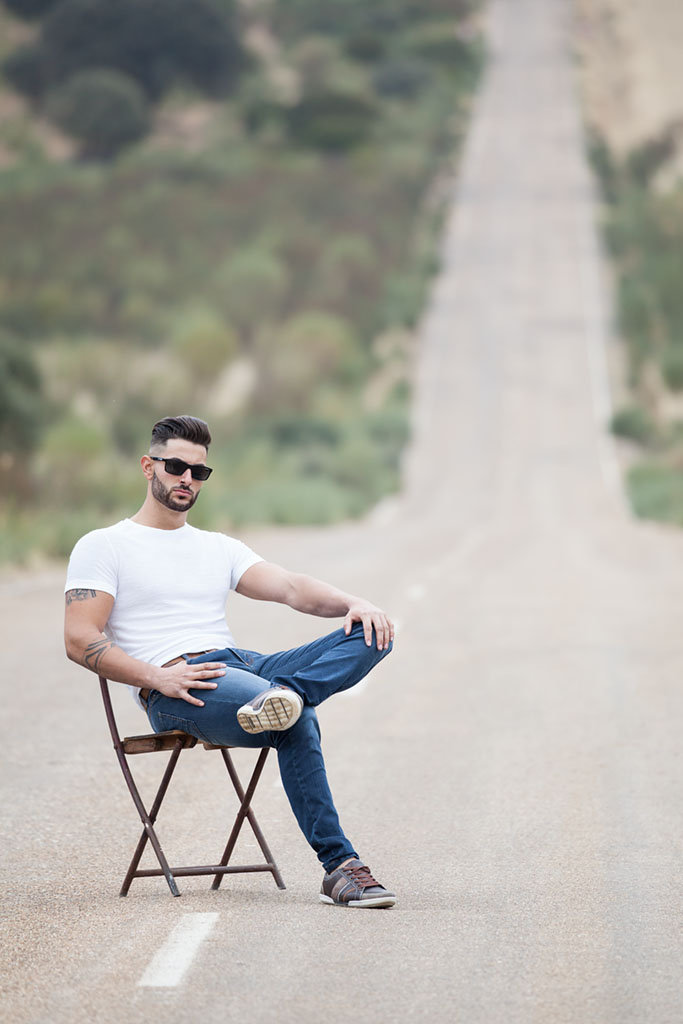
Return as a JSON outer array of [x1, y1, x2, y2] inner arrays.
[[0, 0, 63, 18], [3, 0, 248, 101], [47, 69, 150, 158]]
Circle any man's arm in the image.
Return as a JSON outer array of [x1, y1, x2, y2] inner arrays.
[[235, 562, 394, 650], [64, 589, 225, 706]]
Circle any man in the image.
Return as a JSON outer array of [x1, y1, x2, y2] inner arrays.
[[64, 414, 395, 908]]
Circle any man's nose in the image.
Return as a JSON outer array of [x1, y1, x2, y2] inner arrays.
[[179, 468, 193, 484]]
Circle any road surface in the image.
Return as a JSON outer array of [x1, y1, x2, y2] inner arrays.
[[3, 0, 683, 1021]]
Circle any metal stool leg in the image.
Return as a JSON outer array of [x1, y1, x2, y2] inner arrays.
[[213, 748, 286, 890], [117, 739, 185, 897]]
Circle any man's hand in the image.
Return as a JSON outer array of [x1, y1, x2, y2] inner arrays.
[[343, 600, 394, 650], [151, 660, 226, 707]]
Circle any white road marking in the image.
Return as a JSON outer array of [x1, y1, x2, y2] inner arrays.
[[138, 913, 219, 988]]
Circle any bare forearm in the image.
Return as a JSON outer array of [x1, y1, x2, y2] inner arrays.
[[66, 629, 159, 688], [284, 573, 356, 616], [236, 561, 394, 649]]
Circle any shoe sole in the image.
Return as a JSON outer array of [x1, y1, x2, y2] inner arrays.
[[319, 894, 396, 909], [237, 692, 302, 734]]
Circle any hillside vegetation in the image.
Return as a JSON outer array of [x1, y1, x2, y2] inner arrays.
[[0, 0, 483, 562], [576, 0, 683, 526]]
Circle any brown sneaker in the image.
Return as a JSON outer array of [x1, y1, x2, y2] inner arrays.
[[236, 686, 303, 734], [319, 858, 396, 908]]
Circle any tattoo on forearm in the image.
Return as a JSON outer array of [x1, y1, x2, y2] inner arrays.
[[66, 589, 97, 606], [84, 636, 117, 672]]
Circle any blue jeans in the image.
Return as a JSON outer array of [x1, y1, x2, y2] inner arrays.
[[146, 622, 392, 873]]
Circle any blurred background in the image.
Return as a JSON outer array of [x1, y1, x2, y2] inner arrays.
[[1, 0, 682, 566], [0, 0, 483, 562], [575, 0, 683, 531]]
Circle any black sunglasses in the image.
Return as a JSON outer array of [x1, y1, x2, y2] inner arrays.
[[149, 455, 213, 481]]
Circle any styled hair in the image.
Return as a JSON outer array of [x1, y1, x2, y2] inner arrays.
[[150, 415, 212, 451]]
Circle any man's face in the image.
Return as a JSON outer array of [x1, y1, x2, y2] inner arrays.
[[146, 439, 210, 513]]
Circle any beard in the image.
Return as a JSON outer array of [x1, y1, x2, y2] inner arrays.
[[151, 471, 199, 512]]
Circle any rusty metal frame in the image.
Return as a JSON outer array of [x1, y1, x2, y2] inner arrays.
[[99, 675, 286, 897]]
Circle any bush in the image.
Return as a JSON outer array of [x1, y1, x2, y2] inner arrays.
[[661, 346, 683, 392], [212, 250, 289, 339], [2, 45, 50, 99], [400, 22, 483, 88], [372, 57, 432, 99], [610, 404, 657, 445], [171, 307, 239, 381], [286, 92, 378, 151], [626, 129, 678, 189], [586, 128, 620, 204], [0, 331, 44, 455], [255, 311, 360, 411], [628, 461, 683, 525], [47, 69, 151, 158], [345, 32, 385, 63]]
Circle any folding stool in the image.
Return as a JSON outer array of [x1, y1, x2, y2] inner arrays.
[[99, 675, 286, 897]]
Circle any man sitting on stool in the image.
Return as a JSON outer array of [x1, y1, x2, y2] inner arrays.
[[64, 414, 395, 908]]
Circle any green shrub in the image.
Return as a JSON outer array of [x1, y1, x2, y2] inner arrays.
[[2, 44, 50, 98], [610, 404, 657, 445], [372, 57, 432, 99], [212, 249, 289, 338], [661, 346, 683, 391], [253, 311, 361, 413], [345, 32, 385, 63], [47, 69, 151, 158], [0, 331, 44, 455], [586, 128, 620, 204], [381, 271, 427, 328], [628, 461, 683, 525], [266, 414, 341, 450], [626, 129, 677, 189], [286, 92, 378, 151], [400, 22, 482, 85], [171, 306, 239, 381]]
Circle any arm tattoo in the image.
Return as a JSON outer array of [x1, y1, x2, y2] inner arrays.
[[84, 635, 118, 672], [65, 589, 98, 606]]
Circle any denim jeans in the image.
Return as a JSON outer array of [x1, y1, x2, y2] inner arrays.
[[146, 622, 392, 873]]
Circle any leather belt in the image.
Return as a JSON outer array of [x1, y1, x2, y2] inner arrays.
[[140, 649, 218, 704]]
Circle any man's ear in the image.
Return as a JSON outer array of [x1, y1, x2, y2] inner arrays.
[[140, 454, 154, 481]]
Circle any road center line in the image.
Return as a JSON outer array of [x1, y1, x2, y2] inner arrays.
[[138, 913, 219, 988]]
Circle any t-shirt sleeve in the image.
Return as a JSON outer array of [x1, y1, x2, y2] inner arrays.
[[224, 536, 263, 590], [64, 529, 118, 598]]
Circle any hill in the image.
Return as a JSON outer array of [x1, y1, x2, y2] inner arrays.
[[0, 0, 483, 562]]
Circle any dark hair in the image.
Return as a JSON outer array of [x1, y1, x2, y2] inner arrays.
[[150, 415, 212, 450]]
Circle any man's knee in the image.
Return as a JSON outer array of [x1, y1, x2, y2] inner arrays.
[[346, 621, 393, 665]]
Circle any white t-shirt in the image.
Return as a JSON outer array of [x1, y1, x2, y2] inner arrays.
[[65, 518, 263, 705]]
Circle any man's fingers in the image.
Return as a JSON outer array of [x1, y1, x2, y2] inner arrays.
[[181, 692, 206, 706]]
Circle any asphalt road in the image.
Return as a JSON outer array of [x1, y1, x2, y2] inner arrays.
[[3, 1, 683, 1021]]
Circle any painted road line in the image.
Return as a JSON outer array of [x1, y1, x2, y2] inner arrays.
[[138, 913, 219, 988]]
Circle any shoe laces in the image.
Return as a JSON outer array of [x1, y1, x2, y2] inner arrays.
[[342, 861, 379, 888]]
